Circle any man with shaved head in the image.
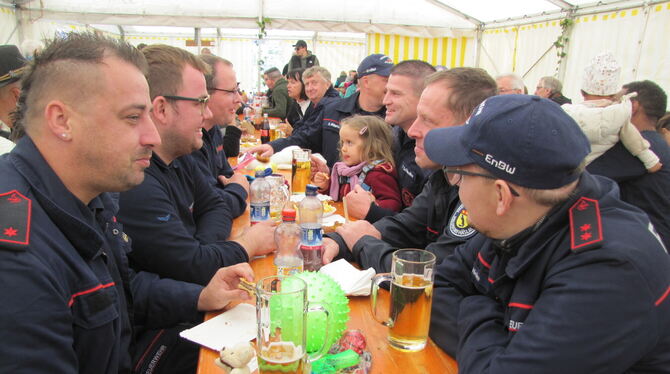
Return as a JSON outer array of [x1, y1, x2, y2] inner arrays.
[[0, 32, 254, 374]]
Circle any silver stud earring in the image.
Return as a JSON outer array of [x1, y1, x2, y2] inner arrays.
[[61, 133, 68, 139]]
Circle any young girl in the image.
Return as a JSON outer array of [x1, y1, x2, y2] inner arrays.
[[313, 115, 402, 213]]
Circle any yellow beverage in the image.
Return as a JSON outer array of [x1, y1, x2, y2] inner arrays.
[[270, 127, 278, 141], [258, 342, 305, 374], [291, 160, 310, 195], [388, 274, 433, 351]]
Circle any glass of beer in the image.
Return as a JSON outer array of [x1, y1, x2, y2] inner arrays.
[[256, 276, 332, 374], [267, 174, 289, 222], [291, 149, 311, 195], [370, 249, 436, 351]]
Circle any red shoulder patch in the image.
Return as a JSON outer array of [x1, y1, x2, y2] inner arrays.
[[0, 190, 31, 249], [569, 197, 603, 252]]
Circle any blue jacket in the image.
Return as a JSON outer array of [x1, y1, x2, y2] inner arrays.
[[188, 126, 247, 218], [430, 173, 670, 373], [0, 138, 202, 373], [118, 154, 249, 285], [326, 171, 475, 273], [588, 131, 670, 250], [268, 86, 340, 157]]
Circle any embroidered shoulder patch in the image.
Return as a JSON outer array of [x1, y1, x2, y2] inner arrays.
[[0, 190, 31, 250], [448, 203, 476, 239], [569, 197, 603, 252]]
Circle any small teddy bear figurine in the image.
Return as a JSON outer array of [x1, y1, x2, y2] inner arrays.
[[214, 342, 255, 374]]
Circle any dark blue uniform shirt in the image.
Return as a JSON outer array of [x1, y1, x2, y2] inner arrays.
[[188, 126, 247, 218], [588, 130, 670, 250], [430, 173, 670, 373], [118, 154, 248, 285], [0, 137, 202, 373]]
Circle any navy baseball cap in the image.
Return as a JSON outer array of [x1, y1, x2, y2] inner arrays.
[[357, 54, 393, 78], [424, 95, 590, 189]]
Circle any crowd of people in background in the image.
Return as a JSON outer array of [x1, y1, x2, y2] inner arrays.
[[1, 32, 669, 374]]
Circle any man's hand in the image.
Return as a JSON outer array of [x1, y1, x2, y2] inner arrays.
[[278, 122, 293, 136], [335, 220, 381, 251], [322, 237, 340, 264], [218, 172, 250, 195], [233, 220, 278, 258], [197, 263, 254, 311], [310, 154, 329, 180], [345, 185, 375, 219], [247, 144, 274, 158]]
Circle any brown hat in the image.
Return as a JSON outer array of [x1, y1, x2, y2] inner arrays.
[[0, 45, 27, 88]]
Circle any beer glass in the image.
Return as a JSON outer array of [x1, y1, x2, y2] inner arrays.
[[370, 249, 436, 351], [256, 276, 331, 374], [291, 149, 311, 195]]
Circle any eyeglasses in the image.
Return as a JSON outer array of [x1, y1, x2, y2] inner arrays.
[[443, 167, 520, 197], [162, 94, 210, 115], [208, 84, 241, 96]]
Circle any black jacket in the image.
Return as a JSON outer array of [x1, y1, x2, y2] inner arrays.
[[326, 171, 476, 273], [588, 130, 670, 250], [0, 138, 203, 373], [118, 154, 249, 285], [430, 173, 670, 373], [188, 126, 247, 218]]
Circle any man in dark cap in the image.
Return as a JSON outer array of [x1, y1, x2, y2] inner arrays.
[[0, 45, 26, 142], [425, 94, 670, 372], [287, 39, 319, 72]]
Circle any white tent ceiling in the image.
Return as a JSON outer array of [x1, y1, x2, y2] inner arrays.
[[3, 0, 660, 38]]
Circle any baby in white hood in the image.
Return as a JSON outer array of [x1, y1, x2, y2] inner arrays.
[[562, 52, 661, 172]]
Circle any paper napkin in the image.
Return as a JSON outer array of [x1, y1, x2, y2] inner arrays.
[[179, 303, 256, 351], [319, 259, 376, 296]]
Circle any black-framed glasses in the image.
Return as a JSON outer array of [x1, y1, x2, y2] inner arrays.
[[443, 167, 520, 197], [162, 94, 210, 115], [208, 84, 241, 96]]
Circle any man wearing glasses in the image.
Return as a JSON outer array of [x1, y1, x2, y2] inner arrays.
[[0, 32, 255, 374], [425, 95, 670, 372], [118, 45, 276, 286], [192, 54, 249, 219], [322, 68, 497, 272]]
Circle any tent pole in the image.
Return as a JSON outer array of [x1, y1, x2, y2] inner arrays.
[[195, 27, 201, 54], [632, 2, 652, 81], [474, 25, 483, 67], [216, 28, 222, 56], [117, 25, 125, 41]]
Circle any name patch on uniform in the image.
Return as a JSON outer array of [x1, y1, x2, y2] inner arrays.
[[448, 203, 476, 238], [0, 190, 31, 250]]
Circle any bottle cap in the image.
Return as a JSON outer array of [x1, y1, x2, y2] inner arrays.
[[306, 184, 318, 195], [281, 209, 296, 221]]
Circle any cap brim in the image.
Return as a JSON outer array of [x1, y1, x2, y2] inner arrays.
[[424, 125, 473, 167]]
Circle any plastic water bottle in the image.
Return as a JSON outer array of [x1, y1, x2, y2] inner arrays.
[[274, 209, 303, 276], [250, 168, 272, 225], [243, 105, 252, 122], [299, 184, 324, 271]]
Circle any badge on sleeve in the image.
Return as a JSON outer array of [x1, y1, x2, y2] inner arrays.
[[569, 197, 603, 252], [0, 190, 31, 250], [448, 203, 476, 238]]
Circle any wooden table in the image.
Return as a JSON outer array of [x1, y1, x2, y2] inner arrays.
[[196, 168, 458, 374]]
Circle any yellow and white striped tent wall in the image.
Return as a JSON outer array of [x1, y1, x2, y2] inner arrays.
[[366, 33, 470, 68], [1, 7, 18, 45]]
